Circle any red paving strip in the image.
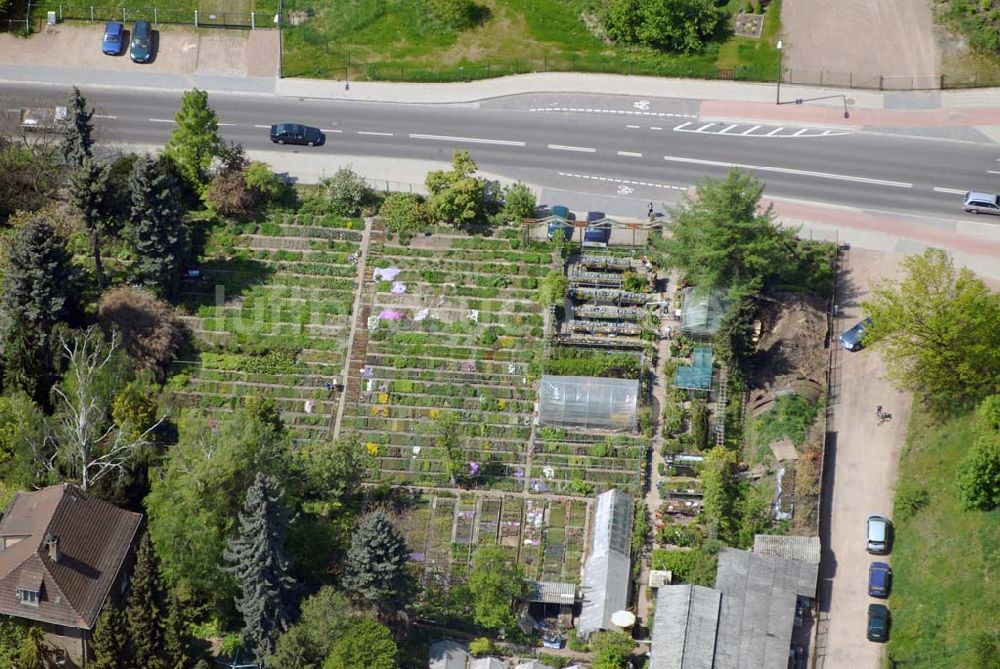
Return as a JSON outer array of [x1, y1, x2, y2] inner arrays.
[[700, 100, 1000, 129], [768, 198, 1000, 257]]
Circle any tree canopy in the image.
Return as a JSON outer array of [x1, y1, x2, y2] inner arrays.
[[62, 86, 94, 168], [591, 630, 636, 669], [323, 616, 397, 669], [467, 545, 528, 631], [425, 151, 486, 225], [654, 169, 796, 293], [164, 89, 224, 189], [957, 394, 1000, 511], [342, 511, 413, 613], [604, 0, 725, 53], [863, 247, 1000, 407], [127, 155, 185, 298]]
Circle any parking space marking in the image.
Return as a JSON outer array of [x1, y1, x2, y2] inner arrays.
[[719, 124, 739, 134], [558, 171, 688, 192], [741, 125, 761, 135], [529, 107, 696, 118]]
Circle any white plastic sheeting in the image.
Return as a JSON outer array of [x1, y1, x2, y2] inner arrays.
[[538, 375, 639, 431]]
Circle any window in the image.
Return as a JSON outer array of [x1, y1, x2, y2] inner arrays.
[[16, 588, 39, 607]]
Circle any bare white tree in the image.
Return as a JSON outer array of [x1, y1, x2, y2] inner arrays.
[[49, 327, 165, 491]]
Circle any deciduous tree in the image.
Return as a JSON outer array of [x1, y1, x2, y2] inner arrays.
[[467, 545, 527, 631], [957, 394, 1000, 511], [342, 511, 412, 613], [164, 89, 224, 189], [863, 248, 1000, 407], [223, 472, 295, 662], [146, 411, 291, 611], [51, 328, 163, 491], [267, 587, 353, 669], [425, 151, 486, 225], [127, 155, 185, 297], [322, 167, 375, 218], [591, 630, 636, 669], [323, 616, 397, 669], [379, 193, 430, 234]]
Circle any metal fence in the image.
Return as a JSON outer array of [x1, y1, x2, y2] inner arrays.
[[26, 1, 274, 29], [782, 68, 1000, 90]]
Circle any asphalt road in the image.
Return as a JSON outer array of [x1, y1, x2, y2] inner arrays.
[[3, 83, 999, 218]]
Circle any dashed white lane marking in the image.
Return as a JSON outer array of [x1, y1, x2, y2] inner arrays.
[[217, 123, 236, 127], [254, 124, 271, 129], [933, 187, 966, 194], [548, 144, 596, 153], [987, 170, 1000, 175], [148, 118, 173, 123], [321, 129, 343, 133], [617, 151, 643, 157], [664, 155, 913, 189], [529, 107, 696, 118], [410, 133, 525, 147], [558, 171, 687, 191], [357, 131, 394, 137], [626, 124, 640, 129], [93, 114, 117, 119], [651, 126, 663, 131]]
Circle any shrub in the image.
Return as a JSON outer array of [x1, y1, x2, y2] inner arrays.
[[894, 482, 930, 519], [537, 269, 568, 308], [493, 182, 536, 225], [468, 637, 493, 656], [690, 400, 709, 450], [957, 396, 1000, 511], [97, 286, 185, 378], [205, 169, 258, 217], [425, 0, 484, 30], [244, 161, 287, 202], [322, 167, 374, 218], [651, 547, 718, 585], [379, 193, 430, 233]]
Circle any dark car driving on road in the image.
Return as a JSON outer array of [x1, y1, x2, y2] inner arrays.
[[102, 21, 125, 55], [269, 123, 324, 147], [129, 20, 152, 62]]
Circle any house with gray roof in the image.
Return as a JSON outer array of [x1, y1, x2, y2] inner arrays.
[[429, 640, 471, 669], [577, 488, 633, 638]]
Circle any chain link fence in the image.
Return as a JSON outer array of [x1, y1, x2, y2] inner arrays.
[[24, 0, 278, 29]]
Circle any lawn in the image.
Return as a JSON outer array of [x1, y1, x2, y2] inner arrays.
[[281, 0, 780, 82], [886, 406, 1000, 666]]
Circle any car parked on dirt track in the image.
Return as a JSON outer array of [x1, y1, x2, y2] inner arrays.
[[102, 21, 124, 56], [866, 514, 891, 554], [867, 603, 890, 642], [868, 561, 892, 598], [269, 123, 324, 147], [840, 317, 873, 351]]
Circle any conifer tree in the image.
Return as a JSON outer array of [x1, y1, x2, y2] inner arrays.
[[62, 86, 94, 168], [223, 473, 295, 662], [127, 155, 185, 298], [163, 591, 192, 669], [164, 88, 224, 189], [69, 157, 111, 289], [91, 605, 128, 669], [342, 511, 412, 613], [125, 532, 166, 669]]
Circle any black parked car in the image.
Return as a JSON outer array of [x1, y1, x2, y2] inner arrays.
[[129, 20, 152, 63], [269, 123, 324, 147], [867, 603, 890, 642]]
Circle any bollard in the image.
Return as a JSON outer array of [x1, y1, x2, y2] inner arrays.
[[194, 8, 198, 27], [250, 11, 255, 29], [90, 6, 93, 20]]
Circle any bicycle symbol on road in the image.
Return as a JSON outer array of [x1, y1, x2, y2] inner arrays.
[[633, 100, 650, 110], [617, 185, 634, 195]]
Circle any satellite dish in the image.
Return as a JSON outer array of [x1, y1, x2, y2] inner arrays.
[[611, 610, 636, 629]]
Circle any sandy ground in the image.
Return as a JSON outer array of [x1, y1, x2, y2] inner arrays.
[[815, 247, 912, 668], [0, 23, 277, 77], [781, 0, 941, 87]]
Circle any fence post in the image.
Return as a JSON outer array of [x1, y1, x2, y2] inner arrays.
[[58, 4, 62, 20], [878, 75, 883, 91], [820, 70, 823, 87], [90, 5, 93, 20], [153, 7, 156, 23], [194, 9, 198, 27], [251, 11, 255, 29], [940, 74, 944, 89]]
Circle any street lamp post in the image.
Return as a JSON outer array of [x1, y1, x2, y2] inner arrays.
[[776, 39, 782, 105]]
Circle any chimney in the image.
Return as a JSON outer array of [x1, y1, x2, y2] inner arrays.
[[44, 534, 59, 563]]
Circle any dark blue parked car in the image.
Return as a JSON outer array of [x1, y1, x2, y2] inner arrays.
[[840, 317, 873, 351], [868, 562, 892, 598], [584, 211, 608, 244], [102, 21, 124, 55], [130, 20, 153, 63]]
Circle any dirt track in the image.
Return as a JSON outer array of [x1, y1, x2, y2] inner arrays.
[[816, 248, 911, 668], [781, 0, 941, 86]]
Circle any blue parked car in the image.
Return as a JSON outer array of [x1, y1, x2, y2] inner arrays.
[[584, 211, 609, 244], [101, 21, 124, 55], [868, 562, 892, 598], [130, 20, 153, 63]]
